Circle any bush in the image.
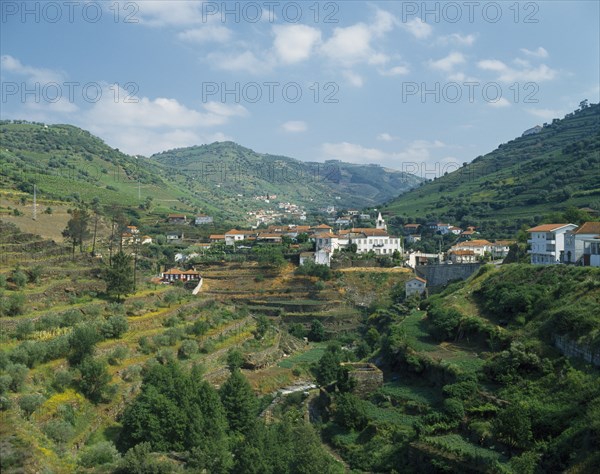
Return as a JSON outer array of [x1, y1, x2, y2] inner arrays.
[[308, 319, 326, 342], [78, 441, 121, 468], [44, 419, 74, 444], [226, 348, 244, 371], [108, 345, 129, 365], [6, 363, 28, 392], [178, 340, 199, 359], [334, 393, 369, 431], [443, 398, 465, 421], [102, 315, 128, 339], [19, 393, 45, 417], [11, 269, 27, 288], [52, 369, 73, 392], [78, 357, 111, 403]]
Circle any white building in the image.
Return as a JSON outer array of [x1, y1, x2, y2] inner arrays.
[[582, 237, 600, 267], [224, 229, 253, 246], [564, 222, 600, 264], [195, 215, 213, 225], [527, 223, 577, 265], [405, 277, 427, 297], [450, 240, 493, 257]]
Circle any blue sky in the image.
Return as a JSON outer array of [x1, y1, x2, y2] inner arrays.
[[1, 1, 598, 177]]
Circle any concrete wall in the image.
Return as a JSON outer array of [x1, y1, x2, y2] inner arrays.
[[554, 335, 600, 366], [415, 263, 483, 290]]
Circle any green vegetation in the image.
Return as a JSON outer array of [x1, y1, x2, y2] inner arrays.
[[384, 103, 600, 234]]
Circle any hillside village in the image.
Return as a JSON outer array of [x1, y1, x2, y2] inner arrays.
[[0, 105, 599, 474]]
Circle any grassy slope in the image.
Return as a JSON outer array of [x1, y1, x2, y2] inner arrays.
[[151, 141, 423, 210], [383, 104, 600, 228], [326, 263, 600, 472]]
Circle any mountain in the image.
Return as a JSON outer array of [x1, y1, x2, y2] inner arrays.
[[383, 103, 600, 231], [0, 122, 422, 219], [150, 141, 423, 210], [0, 121, 191, 210]]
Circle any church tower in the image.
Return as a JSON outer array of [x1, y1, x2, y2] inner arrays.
[[376, 212, 387, 231]]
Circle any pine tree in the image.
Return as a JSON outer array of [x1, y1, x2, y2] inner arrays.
[[104, 251, 134, 301], [219, 369, 258, 433]]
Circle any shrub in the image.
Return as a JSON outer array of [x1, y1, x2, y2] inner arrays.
[[226, 348, 244, 371], [52, 369, 73, 392], [44, 419, 74, 444], [11, 269, 27, 288], [443, 398, 465, 421], [334, 393, 369, 431], [102, 315, 128, 339], [108, 345, 129, 365], [6, 363, 28, 392], [19, 393, 45, 417], [78, 441, 121, 468], [178, 340, 199, 359]]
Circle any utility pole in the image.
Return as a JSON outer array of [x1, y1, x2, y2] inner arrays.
[[32, 184, 37, 221]]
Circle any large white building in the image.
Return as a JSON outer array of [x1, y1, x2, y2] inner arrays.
[[564, 222, 600, 264], [312, 215, 402, 266], [527, 223, 577, 265]]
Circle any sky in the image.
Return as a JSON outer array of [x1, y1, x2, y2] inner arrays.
[[1, 1, 599, 178]]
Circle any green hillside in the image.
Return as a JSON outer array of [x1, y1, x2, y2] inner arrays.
[[0, 122, 422, 223], [151, 141, 423, 210], [384, 103, 600, 232], [0, 121, 191, 212], [319, 263, 600, 473]]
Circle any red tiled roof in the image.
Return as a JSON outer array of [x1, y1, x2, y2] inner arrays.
[[573, 222, 600, 235], [527, 223, 574, 232]]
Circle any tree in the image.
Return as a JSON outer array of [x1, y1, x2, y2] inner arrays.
[[226, 348, 244, 371], [104, 251, 134, 301], [308, 319, 326, 342], [494, 404, 532, 449], [334, 393, 368, 431], [254, 315, 270, 340], [62, 207, 91, 257], [90, 197, 101, 256], [219, 369, 258, 433], [314, 346, 342, 386], [78, 356, 111, 403], [68, 323, 100, 366]]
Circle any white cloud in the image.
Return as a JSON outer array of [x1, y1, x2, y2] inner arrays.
[[343, 70, 364, 87], [1, 54, 64, 84], [428, 52, 466, 72], [207, 50, 275, 74], [320, 139, 447, 166], [321, 24, 377, 66], [320, 10, 396, 67], [438, 33, 476, 46], [134, 1, 204, 27], [281, 120, 307, 133], [526, 108, 562, 120], [477, 59, 557, 82], [273, 24, 321, 64], [379, 65, 410, 76], [520, 47, 549, 58], [377, 133, 397, 142], [402, 18, 432, 39], [178, 25, 232, 44], [488, 97, 511, 108]]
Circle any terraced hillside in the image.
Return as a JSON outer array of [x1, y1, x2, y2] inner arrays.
[[384, 103, 600, 232]]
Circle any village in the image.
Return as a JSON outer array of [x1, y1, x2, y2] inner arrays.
[[117, 208, 600, 300]]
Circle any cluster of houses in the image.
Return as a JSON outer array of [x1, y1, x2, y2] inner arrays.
[[207, 213, 402, 267], [527, 222, 600, 266], [120, 225, 153, 246], [167, 214, 214, 225]]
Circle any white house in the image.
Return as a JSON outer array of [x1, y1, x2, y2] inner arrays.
[[581, 236, 600, 267], [224, 229, 253, 246], [564, 222, 600, 264], [450, 240, 492, 257], [195, 215, 213, 225], [527, 223, 578, 265], [449, 249, 477, 263], [405, 277, 427, 297]]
